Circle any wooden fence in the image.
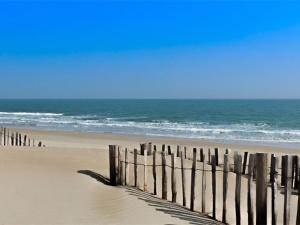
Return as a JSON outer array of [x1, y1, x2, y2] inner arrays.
[[0, 127, 44, 147], [108, 143, 300, 225]]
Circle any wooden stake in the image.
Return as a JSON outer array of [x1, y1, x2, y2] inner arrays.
[[235, 154, 242, 225], [202, 154, 206, 213], [125, 148, 129, 185], [153, 147, 157, 195], [212, 155, 217, 219], [171, 153, 177, 203], [284, 155, 292, 225], [144, 150, 148, 192], [190, 148, 197, 211], [180, 151, 186, 207], [248, 154, 254, 225], [243, 152, 248, 175], [222, 154, 229, 224], [109, 145, 117, 186], [162, 151, 167, 200], [200, 148, 204, 162], [134, 149, 138, 187], [214, 148, 219, 166], [256, 153, 268, 225], [271, 154, 278, 225]]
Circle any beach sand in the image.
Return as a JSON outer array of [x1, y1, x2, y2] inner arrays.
[[0, 128, 299, 224]]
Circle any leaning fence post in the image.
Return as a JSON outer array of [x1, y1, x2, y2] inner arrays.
[[23, 135, 27, 146], [256, 153, 268, 225], [200, 148, 204, 162], [271, 154, 278, 225], [153, 147, 157, 195], [109, 145, 117, 186], [211, 155, 216, 220], [190, 148, 197, 211], [202, 154, 206, 213], [248, 154, 254, 225], [171, 153, 177, 203], [162, 151, 167, 200], [284, 155, 292, 225], [222, 154, 229, 224], [180, 151, 186, 207], [168, 145, 172, 155], [134, 149, 138, 187], [235, 154, 242, 225]]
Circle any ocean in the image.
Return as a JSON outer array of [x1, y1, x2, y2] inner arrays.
[[1, 99, 300, 147]]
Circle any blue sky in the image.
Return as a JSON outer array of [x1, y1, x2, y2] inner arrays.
[[0, 1, 300, 98]]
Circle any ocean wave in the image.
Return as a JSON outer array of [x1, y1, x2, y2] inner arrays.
[[1, 111, 300, 144]]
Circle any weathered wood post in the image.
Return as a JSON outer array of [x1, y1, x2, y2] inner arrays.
[[256, 153, 268, 225], [144, 149, 148, 192], [153, 146, 157, 195], [168, 145, 172, 155], [248, 154, 254, 225], [200, 148, 204, 162], [208, 148, 211, 164], [180, 151, 186, 207], [176, 145, 180, 157], [214, 148, 219, 166], [125, 148, 129, 185], [171, 153, 177, 203], [211, 155, 216, 220], [190, 148, 197, 211], [293, 155, 299, 189], [3, 128, 6, 146], [184, 147, 187, 159], [202, 154, 206, 213], [282, 155, 287, 187], [19, 133, 22, 146], [243, 152, 248, 175], [134, 149, 138, 187], [15, 132, 18, 146], [235, 154, 242, 225], [222, 154, 229, 224], [271, 154, 278, 225], [162, 150, 167, 200], [11, 133, 14, 146], [118, 147, 123, 185], [140, 143, 146, 155], [147, 142, 152, 155], [23, 135, 27, 146], [283, 155, 292, 225], [109, 145, 117, 186]]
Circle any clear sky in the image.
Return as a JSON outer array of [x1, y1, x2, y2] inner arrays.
[[1, 0, 300, 99]]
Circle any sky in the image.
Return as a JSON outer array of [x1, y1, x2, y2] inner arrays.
[[0, 1, 300, 99]]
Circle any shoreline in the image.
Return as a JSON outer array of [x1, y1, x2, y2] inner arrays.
[[4, 125, 300, 153]]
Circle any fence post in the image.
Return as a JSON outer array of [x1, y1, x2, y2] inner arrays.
[[171, 153, 177, 203], [271, 154, 278, 225], [125, 148, 129, 185], [297, 158, 300, 225], [202, 154, 206, 213], [208, 148, 211, 164], [211, 155, 216, 220], [222, 154, 229, 224], [144, 150, 148, 192], [134, 149, 138, 187], [256, 153, 268, 225], [243, 152, 248, 175], [16, 132, 18, 146], [109, 145, 117, 186], [176, 145, 180, 157], [184, 147, 187, 159], [293, 156, 299, 189], [200, 148, 204, 162], [140, 143, 146, 155], [190, 148, 197, 211], [214, 148, 219, 166], [162, 151, 167, 200], [3, 128, 6, 146], [248, 154, 254, 225], [153, 147, 157, 195], [24, 135, 27, 146], [19, 133, 21, 146], [282, 156, 287, 187], [147, 142, 152, 155], [117, 147, 121, 185], [284, 155, 292, 225], [180, 151, 186, 207], [235, 154, 242, 225], [168, 145, 172, 155], [11, 133, 14, 146]]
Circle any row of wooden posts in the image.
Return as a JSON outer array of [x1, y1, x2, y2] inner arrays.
[[109, 143, 300, 225], [0, 127, 44, 147]]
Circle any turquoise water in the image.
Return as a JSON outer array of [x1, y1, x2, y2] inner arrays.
[[1, 99, 300, 147]]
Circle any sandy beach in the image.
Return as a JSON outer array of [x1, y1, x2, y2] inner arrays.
[[0, 128, 299, 225]]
